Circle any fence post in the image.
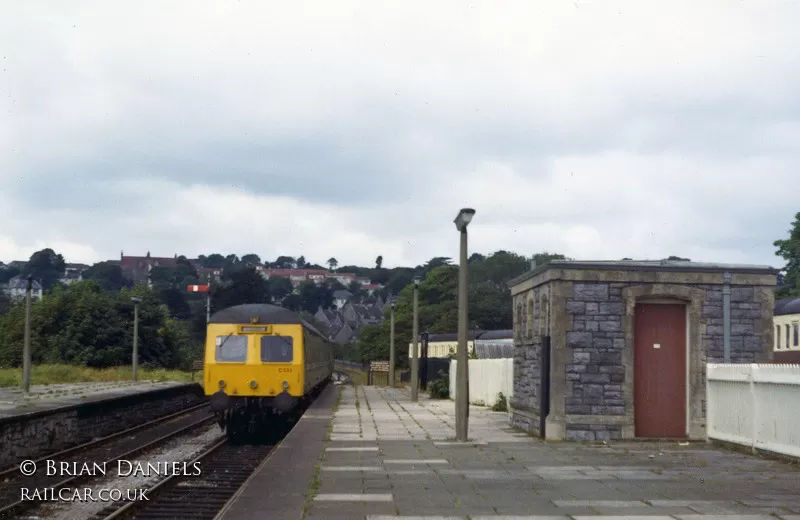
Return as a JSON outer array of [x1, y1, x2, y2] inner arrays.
[[749, 364, 758, 454], [705, 364, 712, 442]]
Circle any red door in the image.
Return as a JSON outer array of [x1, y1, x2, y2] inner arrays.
[[634, 303, 687, 438]]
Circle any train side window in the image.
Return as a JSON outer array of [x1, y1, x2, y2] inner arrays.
[[776, 325, 781, 350], [787, 324, 791, 349], [261, 336, 293, 362], [215, 335, 247, 362]]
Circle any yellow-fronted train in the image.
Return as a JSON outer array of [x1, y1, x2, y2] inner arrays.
[[203, 303, 333, 440]]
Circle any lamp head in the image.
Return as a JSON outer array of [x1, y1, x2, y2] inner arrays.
[[131, 296, 142, 304], [413, 276, 421, 287], [454, 207, 476, 232]]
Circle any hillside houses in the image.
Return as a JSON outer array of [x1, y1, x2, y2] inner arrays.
[[314, 295, 389, 344]]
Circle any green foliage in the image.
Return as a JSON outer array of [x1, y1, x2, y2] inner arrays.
[[428, 370, 449, 399], [775, 211, 800, 298], [82, 261, 130, 292], [21, 248, 66, 290], [491, 392, 508, 412], [0, 281, 191, 369]]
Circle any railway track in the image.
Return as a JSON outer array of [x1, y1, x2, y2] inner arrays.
[[0, 403, 214, 519], [92, 439, 274, 520]]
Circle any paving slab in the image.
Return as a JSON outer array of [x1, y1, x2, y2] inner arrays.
[[304, 385, 800, 519], [0, 380, 192, 419]]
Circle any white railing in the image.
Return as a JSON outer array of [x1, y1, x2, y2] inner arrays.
[[706, 363, 800, 458], [449, 358, 513, 408]]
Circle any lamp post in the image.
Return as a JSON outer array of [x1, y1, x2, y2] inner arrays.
[[454, 207, 475, 441], [22, 275, 33, 393], [389, 300, 396, 388], [410, 276, 421, 402], [131, 296, 142, 381]]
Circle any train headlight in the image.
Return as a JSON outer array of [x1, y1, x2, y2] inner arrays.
[[282, 380, 289, 389], [218, 380, 226, 389], [249, 380, 258, 389]]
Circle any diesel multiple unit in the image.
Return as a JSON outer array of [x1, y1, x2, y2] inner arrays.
[[203, 303, 333, 437]]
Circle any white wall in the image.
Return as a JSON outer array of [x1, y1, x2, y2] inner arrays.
[[706, 363, 800, 459], [449, 358, 513, 407]]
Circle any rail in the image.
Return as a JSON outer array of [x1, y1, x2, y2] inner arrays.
[[0, 402, 209, 479], [97, 439, 274, 520], [0, 403, 215, 519]]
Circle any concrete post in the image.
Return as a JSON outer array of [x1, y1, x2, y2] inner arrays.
[[22, 275, 33, 393], [132, 300, 140, 381], [456, 229, 470, 441], [411, 282, 420, 401], [389, 303, 396, 387]]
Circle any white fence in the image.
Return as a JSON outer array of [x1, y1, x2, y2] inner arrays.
[[706, 363, 800, 458], [449, 359, 513, 407]]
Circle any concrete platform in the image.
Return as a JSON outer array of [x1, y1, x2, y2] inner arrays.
[[220, 385, 800, 520], [0, 381, 205, 468], [0, 380, 191, 419]]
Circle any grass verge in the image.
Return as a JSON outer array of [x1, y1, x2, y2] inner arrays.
[[0, 364, 194, 387]]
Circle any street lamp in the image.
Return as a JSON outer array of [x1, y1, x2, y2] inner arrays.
[[454, 207, 475, 441], [389, 300, 396, 388], [131, 296, 142, 381], [410, 276, 421, 402], [22, 275, 33, 393]]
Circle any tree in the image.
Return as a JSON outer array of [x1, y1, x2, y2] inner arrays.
[[0, 265, 20, 284], [296, 256, 306, 268], [298, 281, 334, 313], [201, 254, 226, 268], [775, 211, 800, 298], [348, 280, 368, 301], [272, 256, 295, 269], [327, 257, 338, 271], [531, 251, 569, 266], [665, 256, 691, 261], [82, 261, 130, 292], [267, 277, 294, 302], [22, 248, 66, 290], [375, 255, 383, 269], [212, 266, 270, 310], [241, 254, 261, 265]]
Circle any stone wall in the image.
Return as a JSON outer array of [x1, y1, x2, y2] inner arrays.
[[0, 384, 205, 468], [509, 286, 545, 435], [509, 264, 777, 441]]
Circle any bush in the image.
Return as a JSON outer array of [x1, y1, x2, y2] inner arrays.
[[491, 392, 508, 412], [428, 370, 449, 399]]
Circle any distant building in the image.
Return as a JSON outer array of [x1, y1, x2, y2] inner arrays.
[[59, 263, 90, 285], [3, 276, 43, 301], [119, 251, 179, 285], [262, 267, 383, 290]]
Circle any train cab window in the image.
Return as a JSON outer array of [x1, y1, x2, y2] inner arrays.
[[215, 335, 247, 362], [261, 336, 293, 362]]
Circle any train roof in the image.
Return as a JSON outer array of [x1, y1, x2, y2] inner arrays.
[[209, 303, 327, 338], [775, 298, 800, 316]]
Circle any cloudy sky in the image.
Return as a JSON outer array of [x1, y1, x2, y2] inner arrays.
[[2, 1, 798, 269]]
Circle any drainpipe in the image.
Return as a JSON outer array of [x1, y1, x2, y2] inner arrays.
[[722, 272, 731, 363]]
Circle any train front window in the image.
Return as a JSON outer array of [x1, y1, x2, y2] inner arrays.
[[215, 335, 247, 362], [261, 335, 293, 362]]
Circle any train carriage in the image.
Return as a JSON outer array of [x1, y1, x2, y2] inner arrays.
[[203, 303, 333, 438]]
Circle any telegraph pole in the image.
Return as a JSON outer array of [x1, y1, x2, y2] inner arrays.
[[131, 296, 141, 381], [22, 276, 33, 393], [389, 301, 396, 387], [410, 277, 420, 402], [206, 273, 212, 324]]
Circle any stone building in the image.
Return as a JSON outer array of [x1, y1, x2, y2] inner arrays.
[[508, 260, 778, 442]]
